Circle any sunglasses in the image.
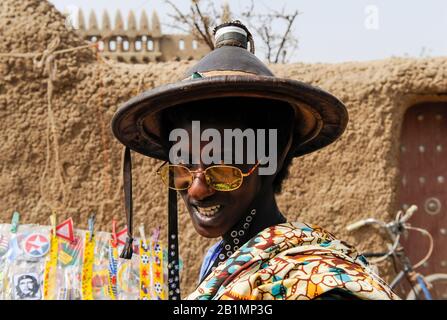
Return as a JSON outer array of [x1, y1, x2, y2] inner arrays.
[[156, 161, 260, 192]]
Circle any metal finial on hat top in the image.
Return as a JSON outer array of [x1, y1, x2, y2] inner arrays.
[[213, 20, 255, 54]]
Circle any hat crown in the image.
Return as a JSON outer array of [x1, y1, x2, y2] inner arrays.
[[185, 21, 274, 78], [213, 20, 250, 50]]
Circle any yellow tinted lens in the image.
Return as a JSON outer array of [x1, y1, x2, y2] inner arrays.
[[160, 165, 192, 190], [206, 166, 243, 191]]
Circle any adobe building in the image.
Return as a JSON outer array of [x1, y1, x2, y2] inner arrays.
[[75, 9, 209, 63], [0, 0, 446, 295]]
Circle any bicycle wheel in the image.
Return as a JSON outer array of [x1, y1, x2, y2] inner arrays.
[[406, 274, 447, 300]]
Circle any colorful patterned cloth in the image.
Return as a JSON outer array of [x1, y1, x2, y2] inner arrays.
[[187, 222, 400, 300]]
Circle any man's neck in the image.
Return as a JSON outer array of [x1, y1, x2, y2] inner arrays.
[[246, 187, 287, 240]]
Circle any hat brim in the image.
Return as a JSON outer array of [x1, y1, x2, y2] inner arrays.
[[111, 75, 348, 161]]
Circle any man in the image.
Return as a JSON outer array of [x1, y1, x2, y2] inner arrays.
[[15, 274, 40, 300], [112, 21, 398, 300]]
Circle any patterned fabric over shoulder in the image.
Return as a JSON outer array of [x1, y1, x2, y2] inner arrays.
[[186, 222, 400, 300]]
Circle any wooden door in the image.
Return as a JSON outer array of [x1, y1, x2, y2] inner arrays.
[[398, 102, 447, 299]]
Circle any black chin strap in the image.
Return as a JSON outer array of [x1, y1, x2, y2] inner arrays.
[[120, 146, 181, 299], [120, 147, 134, 259], [168, 187, 181, 300]]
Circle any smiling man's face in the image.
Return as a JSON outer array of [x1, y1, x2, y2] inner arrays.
[[173, 120, 262, 238], [161, 97, 295, 238]]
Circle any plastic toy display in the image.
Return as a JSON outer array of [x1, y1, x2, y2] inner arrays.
[[0, 214, 169, 300]]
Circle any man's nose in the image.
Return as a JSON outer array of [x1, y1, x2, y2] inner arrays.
[[188, 171, 215, 201]]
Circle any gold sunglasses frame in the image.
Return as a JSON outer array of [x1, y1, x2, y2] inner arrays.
[[156, 161, 260, 191]]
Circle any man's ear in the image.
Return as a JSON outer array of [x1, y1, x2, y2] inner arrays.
[[278, 131, 294, 174]]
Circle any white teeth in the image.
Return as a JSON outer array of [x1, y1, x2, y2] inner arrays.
[[196, 205, 221, 217]]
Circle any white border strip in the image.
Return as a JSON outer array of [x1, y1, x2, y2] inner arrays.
[[215, 26, 247, 40]]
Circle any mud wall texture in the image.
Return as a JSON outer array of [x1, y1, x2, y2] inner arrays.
[[1, 0, 447, 295]]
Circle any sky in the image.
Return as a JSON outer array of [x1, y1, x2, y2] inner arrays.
[[48, 0, 447, 63]]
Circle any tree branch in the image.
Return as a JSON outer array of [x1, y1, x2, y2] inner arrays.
[[189, 5, 214, 49], [274, 10, 299, 63], [193, 1, 215, 49], [164, 0, 299, 63]]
